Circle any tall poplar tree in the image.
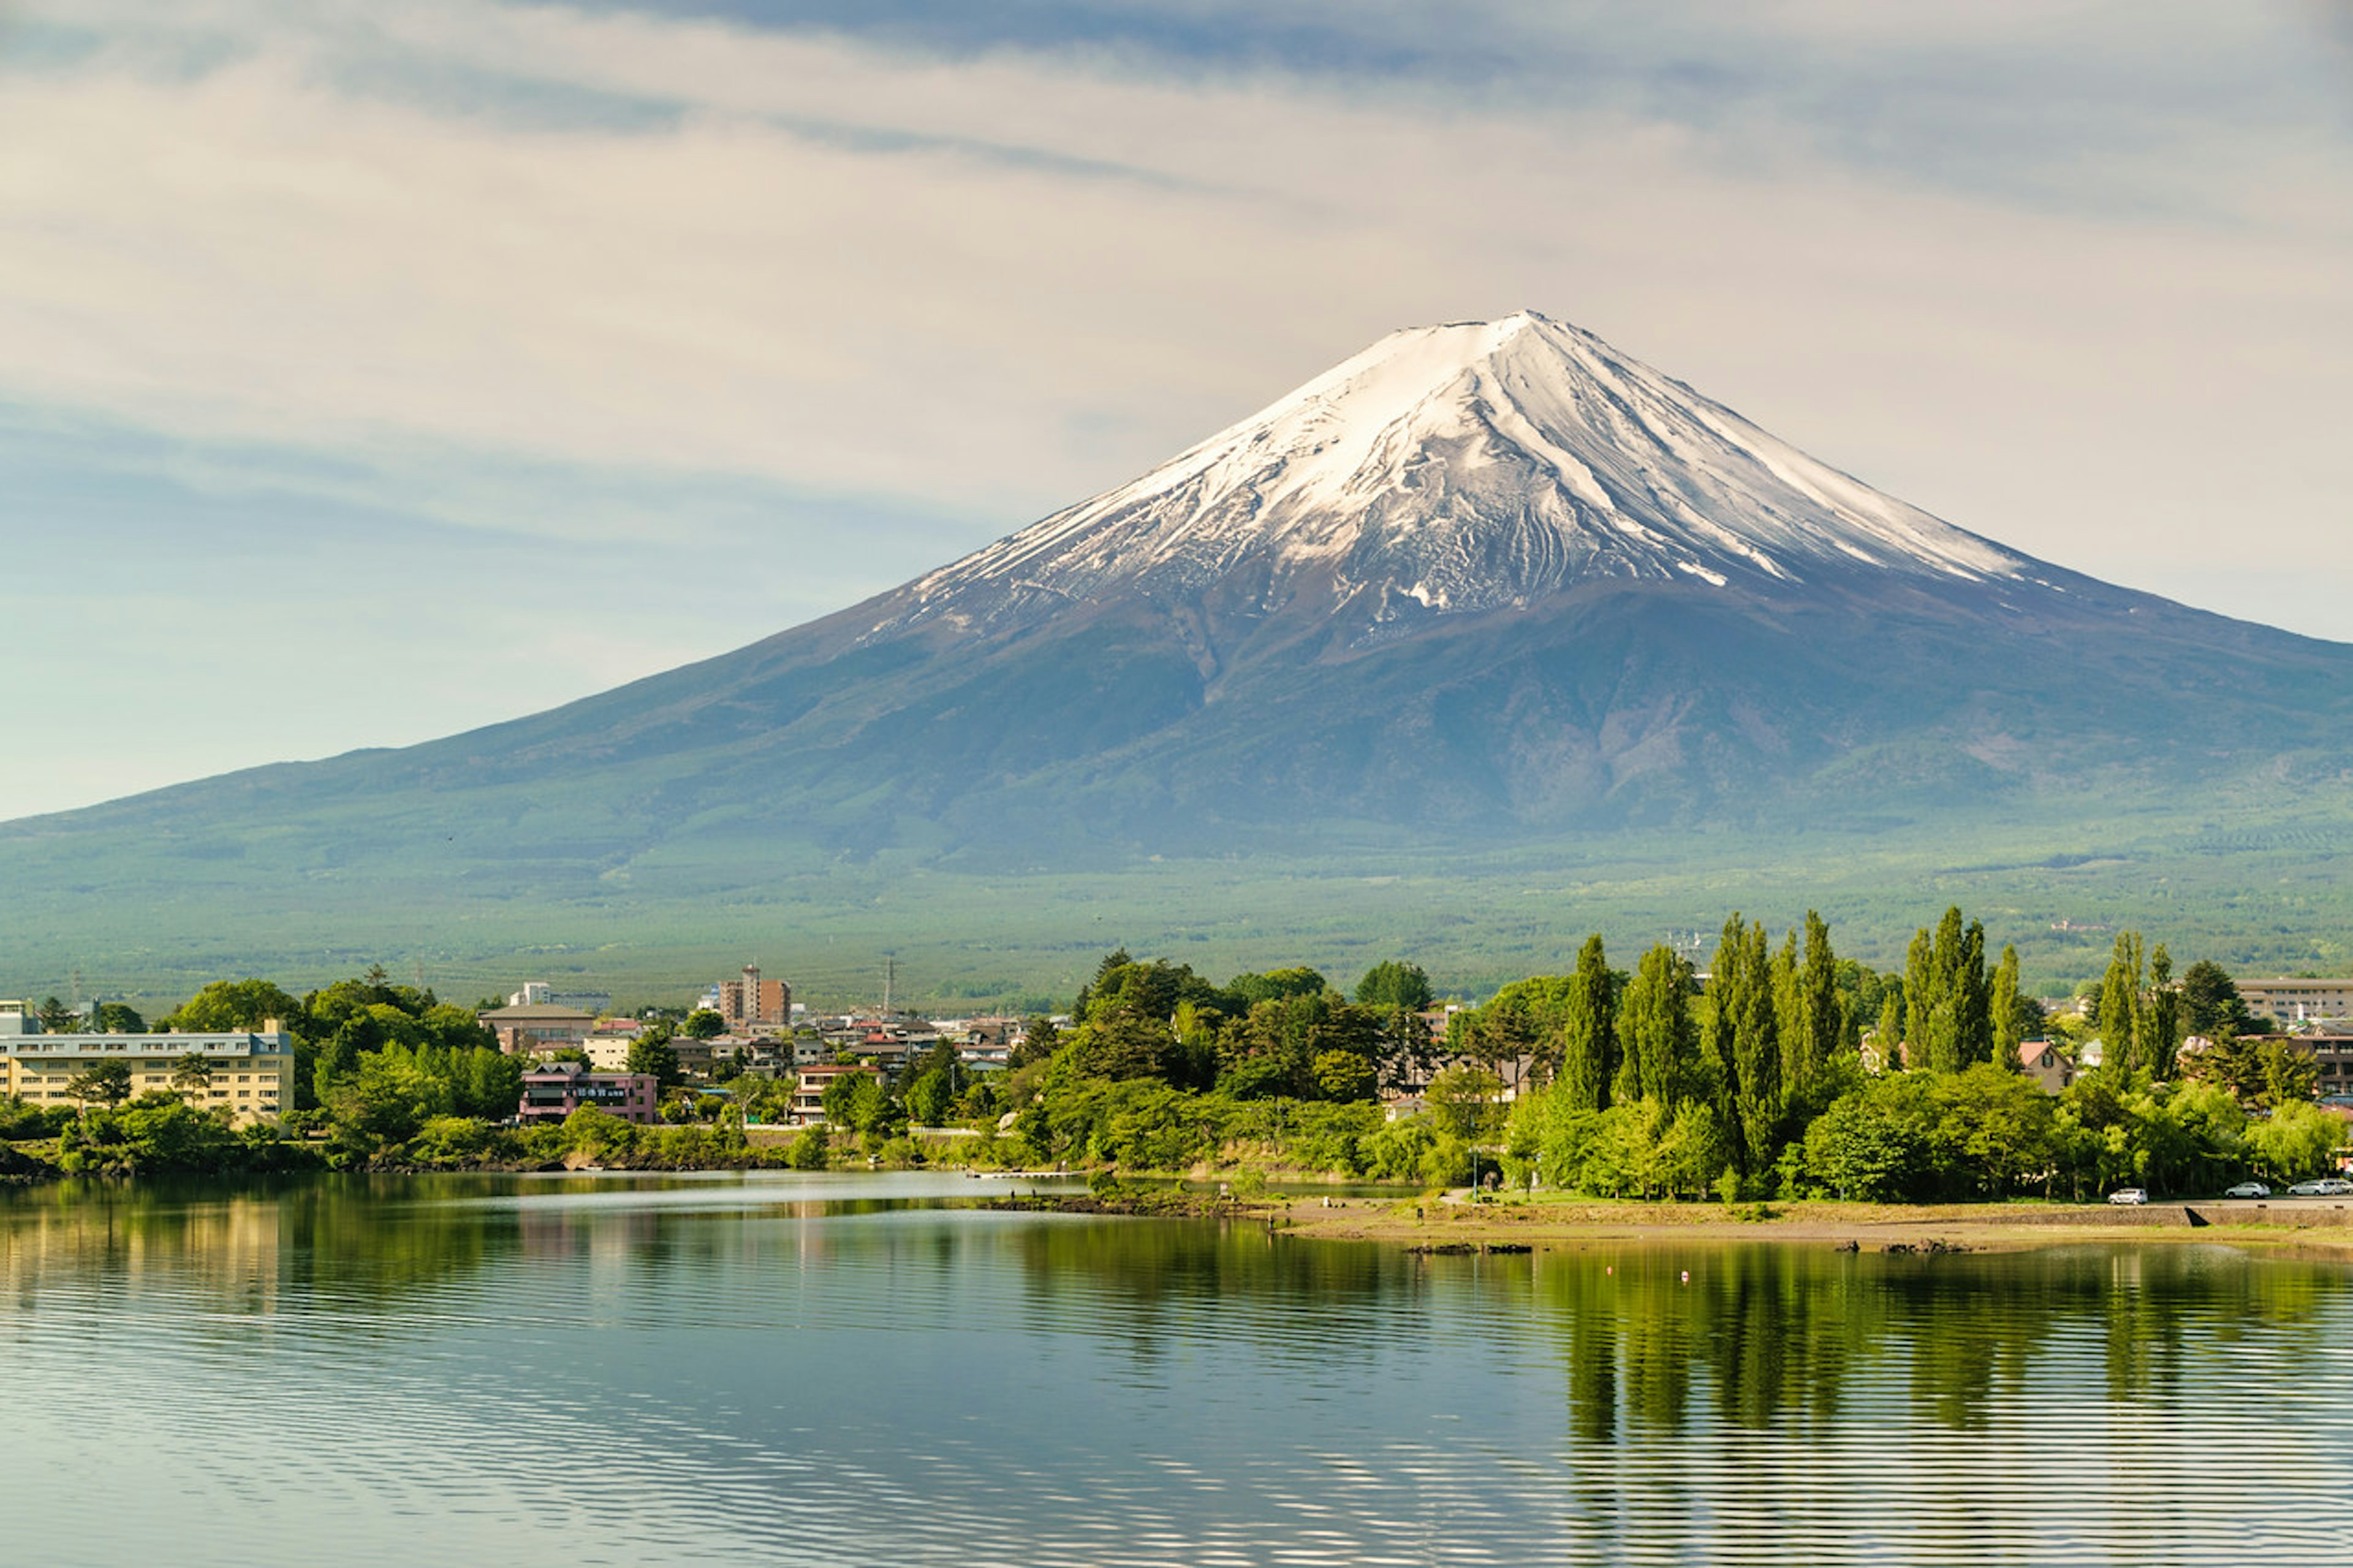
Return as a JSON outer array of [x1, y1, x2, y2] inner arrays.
[[2097, 932, 2145, 1075], [1794, 911, 1843, 1101], [1770, 928, 1802, 1080], [1956, 917, 1992, 1067], [1615, 944, 1697, 1108], [1704, 916, 1748, 1149], [2148, 944, 2180, 1080], [1874, 987, 1906, 1071], [1559, 934, 1620, 1113], [1729, 921, 1783, 1175], [1903, 928, 1934, 1061], [1990, 944, 2025, 1069]]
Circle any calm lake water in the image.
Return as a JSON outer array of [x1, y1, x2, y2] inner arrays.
[[3, 1172, 2349, 1566]]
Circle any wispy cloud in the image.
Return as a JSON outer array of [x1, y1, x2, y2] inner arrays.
[[0, 0, 2349, 817]]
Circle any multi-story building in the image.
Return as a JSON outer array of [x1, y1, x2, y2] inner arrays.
[[505, 980, 615, 1015], [789, 1063, 878, 1127], [2235, 979, 2353, 1030], [2241, 1036, 2353, 1099], [716, 964, 791, 1030], [515, 1065, 659, 1126], [2, 1027, 297, 1126], [477, 1003, 598, 1055]]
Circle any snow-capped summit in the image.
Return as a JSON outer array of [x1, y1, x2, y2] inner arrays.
[[891, 311, 2032, 642]]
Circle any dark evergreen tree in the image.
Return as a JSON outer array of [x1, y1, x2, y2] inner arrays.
[[2178, 960, 2254, 1040]]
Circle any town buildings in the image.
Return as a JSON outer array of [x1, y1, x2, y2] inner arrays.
[[1, 1020, 296, 1127], [716, 964, 791, 1030], [479, 1003, 601, 1055], [515, 1064, 660, 1126], [788, 1063, 879, 1127], [506, 980, 615, 1014], [2235, 979, 2353, 1030]]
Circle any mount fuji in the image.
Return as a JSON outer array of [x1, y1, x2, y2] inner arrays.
[[7, 311, 2352, 983]]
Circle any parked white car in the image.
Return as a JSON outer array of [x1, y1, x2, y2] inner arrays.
[[2107, 1187, 2148, 1205], [2224, 1181, 2271, 1199], [2287, 1179, 2332, 1196]]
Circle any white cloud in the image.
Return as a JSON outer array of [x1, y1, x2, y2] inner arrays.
[[0, 0, 2349, 820]]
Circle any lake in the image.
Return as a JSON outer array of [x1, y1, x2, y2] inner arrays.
[[2, 1172, 2347, 1566]]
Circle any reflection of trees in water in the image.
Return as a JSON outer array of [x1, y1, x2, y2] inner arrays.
[[0, 1176, 525, 1326], [1539, 1244, 2343, 1445], [1007, 1219, 1414, 1371]]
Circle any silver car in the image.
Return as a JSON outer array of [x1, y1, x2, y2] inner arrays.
[[2224, 1181, 2271, 1199], [2107, 1187, 2148, 1205]]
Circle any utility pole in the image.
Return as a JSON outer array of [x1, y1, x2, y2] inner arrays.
[[883, 955, 896, 1016]]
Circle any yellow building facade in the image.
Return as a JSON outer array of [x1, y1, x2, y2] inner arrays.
[[2, 1028, 296, 1126]]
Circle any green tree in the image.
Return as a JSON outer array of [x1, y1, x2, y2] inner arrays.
[[1558, 935, 1620, 1114], [1989, 945, 2029, 1067], [1009, 1015, 1061, 1069], [1902, 928, 1934, 1064], [1353, 960, 1433, 1012], [2146, 944, 2181, 1078], [683, 1009, 726, 1040], [906, 1070, 953, 1126], [1707, 915, 1781, 1175], [94, 1002, 145, 1033], [1227, 966, 1328, 1006], [1791, 912, 1844, 1105], [1311, 1050, 1377, 1102], [1904, 907, 1991, 1072], [66, 1059, 133, 1111], [2259, 1038, 2319, 1107], [1427, 1065, 1505, 1142], [2179, 960, 2254, 1039], [161, 978, 304, 1033], [1615, 945, 1699, 1108], [627, 1034, 684, 1090], [2097, 933, 2147, 1075], [325, 1051, 450, 1154], [1954, 917, 1991, 1067], [2247, 1101, 2342, 1182], [1073, 1010, 1177, 1081], [168, 1052, 215, 1103], [1803, 1091, 1924, 1201], [36, 997, 79, 1035], [1873, 987, 1905, 1071]]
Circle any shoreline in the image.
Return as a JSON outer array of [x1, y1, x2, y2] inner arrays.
[[1263, 1194, 2353, 1256]]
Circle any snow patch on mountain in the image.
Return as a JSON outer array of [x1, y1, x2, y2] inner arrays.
[[881, 312, 2031, 642]]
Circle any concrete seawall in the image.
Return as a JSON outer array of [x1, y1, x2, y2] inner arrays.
[[2003, 1203, 2353, 1229]]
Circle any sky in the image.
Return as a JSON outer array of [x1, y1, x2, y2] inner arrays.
[[3, 1, 2350, 822]]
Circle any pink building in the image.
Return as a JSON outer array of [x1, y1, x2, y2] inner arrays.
[[517, 1064, 660, 1125]]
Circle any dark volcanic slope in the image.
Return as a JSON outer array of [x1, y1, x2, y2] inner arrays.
[[9, 313, 2352, 883]]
